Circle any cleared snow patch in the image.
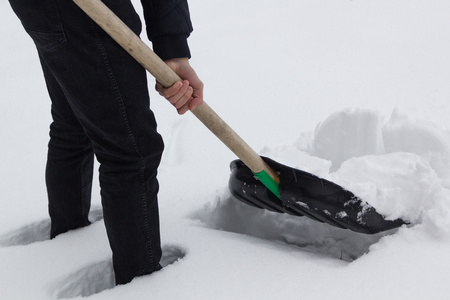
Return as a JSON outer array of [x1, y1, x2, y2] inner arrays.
[[191, 189, 393, 262]]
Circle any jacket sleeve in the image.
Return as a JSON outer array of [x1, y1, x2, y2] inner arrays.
[[140, 0, 193, 61]]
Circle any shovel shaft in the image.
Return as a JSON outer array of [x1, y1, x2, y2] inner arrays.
[[72, 0, 281, 187]]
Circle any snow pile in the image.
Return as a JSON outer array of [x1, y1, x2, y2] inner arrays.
[[316, 109, 450, 235], [258, 108, 450, 237]]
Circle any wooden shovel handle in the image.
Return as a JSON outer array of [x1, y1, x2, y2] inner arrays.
[[73, 0, 280, 184]]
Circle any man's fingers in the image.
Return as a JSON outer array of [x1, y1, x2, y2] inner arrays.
[[172, 86, 193, 109], [177, 102, 191, 115], [155, 78, 200, 114], [156, 80, 184, 98], [167, 82, 191, 106], [155, 58, 204, 115]]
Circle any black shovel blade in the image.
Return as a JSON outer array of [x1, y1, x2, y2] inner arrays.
[[229, 157, 405, 234]]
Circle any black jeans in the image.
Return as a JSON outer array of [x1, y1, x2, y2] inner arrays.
[[9, 0, 164, 284]]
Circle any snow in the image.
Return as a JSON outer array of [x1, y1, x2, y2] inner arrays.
[[1, 0, 450, 299]]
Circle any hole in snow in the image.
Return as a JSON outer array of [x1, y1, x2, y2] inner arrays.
[[50, 260, 115, 299], [49, 245, 186, 299], [0, 218, 50, 247], [160, 244, 186, 268], [191, 191, 396, 261], [0, 206, 103, 248]]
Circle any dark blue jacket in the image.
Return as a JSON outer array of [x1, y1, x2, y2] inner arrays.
[[141, 0, 193, 61]]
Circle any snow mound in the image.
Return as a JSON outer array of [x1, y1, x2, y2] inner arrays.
[[312, 108, 385, 172], [296, 108, 450, 236]]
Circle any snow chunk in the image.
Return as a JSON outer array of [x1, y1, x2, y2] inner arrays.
[[333, 152, 440, 223], [312, 108, 385, 171]]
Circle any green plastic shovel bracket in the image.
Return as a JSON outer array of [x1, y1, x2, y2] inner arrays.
[[253, 170, 281, 199]]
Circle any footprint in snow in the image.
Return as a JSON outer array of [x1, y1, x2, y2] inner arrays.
[[0, 206, 104, 248], [50, 245, 186, 299]]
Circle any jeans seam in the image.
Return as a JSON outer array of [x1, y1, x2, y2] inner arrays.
[[91, 20, 155, 269], [80, 150, 91, 221]]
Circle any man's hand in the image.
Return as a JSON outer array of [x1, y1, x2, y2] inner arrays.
[[155, 58, 204, 115]]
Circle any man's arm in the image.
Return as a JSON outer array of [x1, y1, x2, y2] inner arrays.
[[140, 0, 203, 114], [140, 0, 193, 61]]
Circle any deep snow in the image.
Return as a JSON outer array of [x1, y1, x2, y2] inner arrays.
[[1, 0, 450, 299]]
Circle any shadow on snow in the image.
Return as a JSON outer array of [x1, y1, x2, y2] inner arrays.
[[191, 191, 397, 262]]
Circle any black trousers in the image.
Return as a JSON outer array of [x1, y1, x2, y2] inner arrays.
[[9, 0, 164, 284]]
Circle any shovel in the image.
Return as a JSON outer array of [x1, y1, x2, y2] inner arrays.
[[73, 0, 405, 234]]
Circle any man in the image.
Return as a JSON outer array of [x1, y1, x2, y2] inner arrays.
[[8, 0, 203, 285]]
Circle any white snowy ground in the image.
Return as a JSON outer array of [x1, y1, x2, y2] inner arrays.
[[1, 0, 450, 299]]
